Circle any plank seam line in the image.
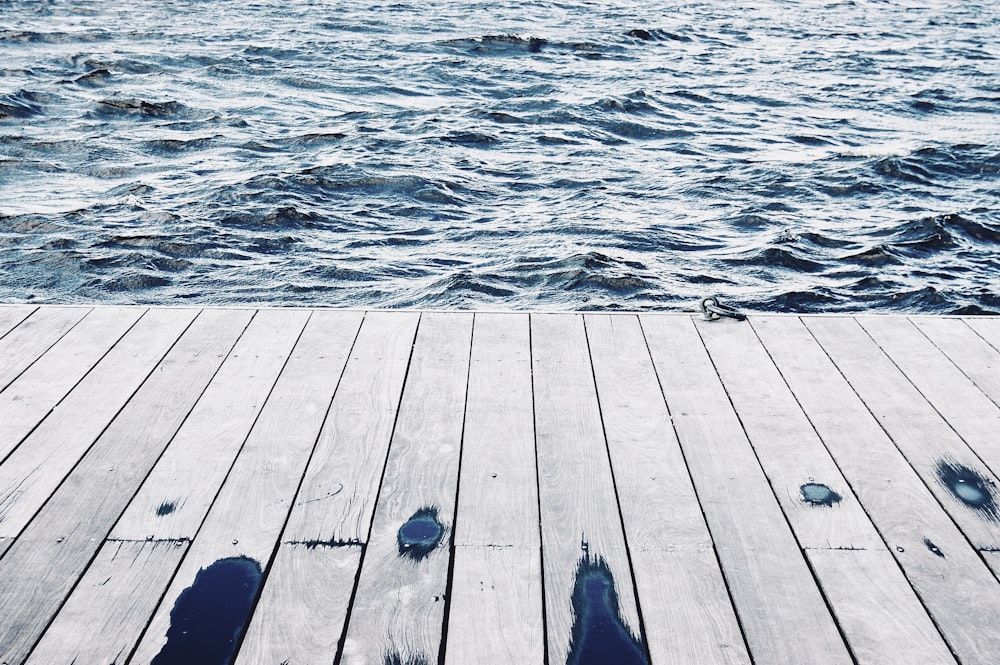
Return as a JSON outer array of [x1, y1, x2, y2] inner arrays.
[[437, 311, 476, 665], [0, 305, 37, 342], [0, 307, 151, 468], [226, 309, 368, 663], [962, 318, 1000, 356], [802, 317, 1000, 581], [528, 313, 551, 665], [332, 311, 423, 665], [749, 317, 962, 662], [690, 316, 860, 665], [581, 313, 653, 665], [636, 314, 755, 665], [0, 306, 93, 394], [19, 307, 246, 665], [907, 316, 1000, 417]]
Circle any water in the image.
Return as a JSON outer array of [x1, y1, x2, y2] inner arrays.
[[1, 0, 998, 312]]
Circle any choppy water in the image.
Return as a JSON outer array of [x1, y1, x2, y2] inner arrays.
[[2, 0, 998, 312]]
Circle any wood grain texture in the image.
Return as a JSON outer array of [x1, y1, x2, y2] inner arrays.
[[859, 316, 1000, 476], [0, 305, 35, 339], [235, 543, 362, 665], [803, 316, 1000, 550], [111, 308, 312, 541], [0, 306, 143, 462], [806, 549, 956, 665], [284, 311, 420, 544], [0, 308, 252, 665], [965, 318, 1000, 352], [23, 539, 188, 665], [445, 313, 543, 665], [339, 312, 472, 665], [0, 308, 198, 539], [235, 312, 418, 665], [531, 313, 644, 665], [911, 317, 1000, 407], [694, 316, 883, 550], [130, 310, 363, 664], [0, 306, 90, 391], [639, 314, 852, 665], [753, 315, 1000, 664], [586, 314, 750, 665]]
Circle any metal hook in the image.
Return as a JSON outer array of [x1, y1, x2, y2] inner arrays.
[[700, 296, 746, 321]]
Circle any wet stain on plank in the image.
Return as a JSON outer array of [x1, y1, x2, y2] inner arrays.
[[566, 555, 647, 665], [936, 460, 999, 521], [800, 482, 842, 507], [397, 506, 444, 561], [151, 556, 262, 665], [156, 501, 176, 516]]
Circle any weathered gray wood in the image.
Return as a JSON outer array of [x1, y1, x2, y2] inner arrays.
[[236, 311, 419, 665], [531, 313, 646, 665], [803, 316, 1000, 551], [0, 306, 35, 339], [0, 306, 90, 391], [806, 549, 956, 665], [965, 318, 1000, 353], [130, 310, 363, 664], [339, 312, 472, 665], [586, 314, 750, 665], [0, 306, 143, 462], [983, 551, 1000, 578], [911, 317, 1000, 407], [0, 308, 252, 665], [751, 316, 1000, 665], [0, 308, 198, 539], [639, 314, 852, 665], [446, 313, 543, 665], [859, 316, 1000, 478], [23, 540, 188, 665], [111, 308, 312, 541], [695, 316, 883, 550]]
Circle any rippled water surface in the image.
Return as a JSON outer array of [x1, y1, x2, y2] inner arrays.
[[2, 0, 998, 312]]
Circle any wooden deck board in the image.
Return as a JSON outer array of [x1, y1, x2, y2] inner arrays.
[[2, 307, 1000, 665]]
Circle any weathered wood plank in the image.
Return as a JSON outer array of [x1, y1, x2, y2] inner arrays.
[[965, 318, 1000, 352], [0, 308, 198, 540], [694, 316, 883, 550], [129, 310, 363, 665], [338, 312, 472, 665], [110, 308, 312, 541], [0, 308, 252, 665], [236, 311, 419, 665], [639, 314, 852, 665], [0, 306, 144, 462], [23, 540, 188, 665], [911, 317, 1000, 407], [0, 306, 90, 391], [859, 316, 1000, 477], [753, 315, 1000, 664], [0, 305, 35, 339], [586, 314, 750, 665], [532, 313, 647, 665], [806, 549, 956, 665], [445, 313, 543, 665], [803, 316, 1000, 551]]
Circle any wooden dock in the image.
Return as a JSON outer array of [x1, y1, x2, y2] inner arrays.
[[1, 305, 999, 665]]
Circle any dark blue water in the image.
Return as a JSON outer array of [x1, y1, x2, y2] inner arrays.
[[1, 0, 998, 312]]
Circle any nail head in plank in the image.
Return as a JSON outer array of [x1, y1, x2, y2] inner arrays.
[[640, 314, 853, 665], [0, 306, 90, 391], [129, 310, 363, 663], [0, 308, 253, 665], [531, 313, 645, 665], [283, 311, 420, 544], [24, 539, 188, 665], [339, 312, 472, 665], [586, 313, 750, 665], [0, 308, 199, 539], [803, 316, 1000, 550], [806, 548, 956, 665], [753, 315, 1000, 663], [111, 308, 312, 541], [0, 306, 144, 462], [694, 316, 883, 551]]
